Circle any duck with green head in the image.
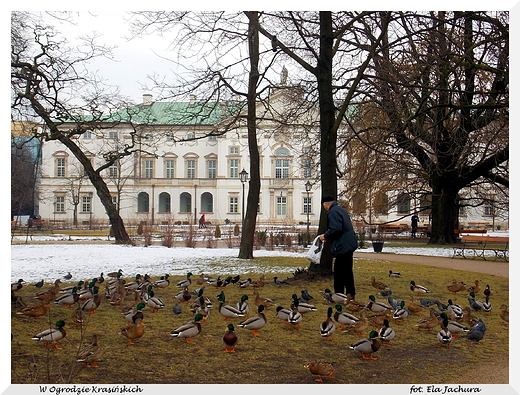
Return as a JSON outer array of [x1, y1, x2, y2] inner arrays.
[[31, 319, 67, 349], [238, 305, 267, 336], [222, 323, 238, 353], [170, 314, 203, 343], [350, 330, 381, 360], [319, 307, 336, 341]]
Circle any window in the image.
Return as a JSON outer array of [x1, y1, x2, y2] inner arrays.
[[165, 160, 175, 178], [230, 146, 239, 154], [82, 131, 92, 139], [187, 132, 195, 140], [275, 147, 290, 156], [229, 159, 239, 178], [303, 196, 312, 214], [111, 195, 118, 210], [108, 131, 118, 140], [81, 195, 92, 213], [108, 163, 118, 178], [207, 160, 217, 179], [144, 160, 154, 178], [229, 196, 238, 213], [352, 192, 367, 215], [275, 159, 289, 179], [277, 196, 287, 216], [159, 192, 171, 213], [138, 192, 149, 212], [144, 134, 153, 141], [303, 158, 312, 178], [180, 192, 191, 212], [201, 192, 213, 212], [208, 135, 217, 141], [55, 196, 65, 212], [374, 192, 389, 215], [396, 193, 411, 215], [186, 160, 196, 178], [56, 157, 66, 177]]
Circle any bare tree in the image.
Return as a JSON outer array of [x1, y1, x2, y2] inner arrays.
[[11, 12, 144, 244], [356, 11, 509, 244]]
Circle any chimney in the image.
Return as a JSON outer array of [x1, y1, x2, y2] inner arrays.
[[142, 94, 153, 105]]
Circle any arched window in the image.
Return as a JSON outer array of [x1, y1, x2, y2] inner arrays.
[[201, 192, 213, 213], [352, 192, 367, 215], [137, 192, 149, 212], [374, 192, 389, 215], [274, 147, 290, 179], [158, 192, 171, 213], [180, 192, 191, 213]]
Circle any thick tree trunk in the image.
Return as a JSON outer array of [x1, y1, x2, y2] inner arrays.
[[428, 184, 459, 245], [239, 11, 261, 259], [314, 11, 336, 275]]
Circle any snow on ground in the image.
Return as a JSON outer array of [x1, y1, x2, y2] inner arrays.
[[10, 232, 507, 283]]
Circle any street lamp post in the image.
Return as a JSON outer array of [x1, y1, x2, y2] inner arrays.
[[305, 181, 312, 246], [239, 168, 249, 228]]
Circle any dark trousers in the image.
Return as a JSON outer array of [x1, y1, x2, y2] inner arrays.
[[333, 250, 356, 297]]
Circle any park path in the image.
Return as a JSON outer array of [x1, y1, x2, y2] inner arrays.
[[355, 251, 509, 278]]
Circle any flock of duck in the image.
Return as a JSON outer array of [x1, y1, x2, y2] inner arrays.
[[11, 268, 509, 382]]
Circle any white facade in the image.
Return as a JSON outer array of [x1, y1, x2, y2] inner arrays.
[[37, 89, 322, 228]]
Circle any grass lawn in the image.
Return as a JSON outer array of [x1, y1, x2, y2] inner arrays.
[[11, 255, 508, 384]]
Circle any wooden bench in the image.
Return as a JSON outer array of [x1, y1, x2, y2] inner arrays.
[[452, 235, 509, 262], [454, 229, 487, 234]]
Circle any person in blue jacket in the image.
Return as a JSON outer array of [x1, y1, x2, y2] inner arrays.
[[319, 195, 358, 298]]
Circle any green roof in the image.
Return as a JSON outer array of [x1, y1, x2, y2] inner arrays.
[[103, 100, 243, 126]]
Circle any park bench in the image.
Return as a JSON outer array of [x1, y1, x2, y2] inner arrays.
[[454, 229, 487, 235], [452, 235, 509, 262]]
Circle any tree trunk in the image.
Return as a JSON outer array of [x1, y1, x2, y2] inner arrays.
[[239, 11, 261, 259], [314, 11, 336, 275], [428, 183, 459, 245]]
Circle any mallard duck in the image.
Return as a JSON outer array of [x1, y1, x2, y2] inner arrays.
[[192, 296, 211, 320], [152, 274, 170, 289], [304, 360, 334, 382], [349, 330, 381, 360], [367, 310, 392, 327], [273, 276, 290, 286], [176, 272, 193, 288], [370, 276, 389, 290], [447, 280, 466, 294], [238, 278, 252, 288], [96, 273, 104, 284], [320, 307, 336, 341], [291, 294, 317, 314], [333, 304, 359, 330], [124, 274, 142, 293], [322, 289, 350, 304], [222, 323, 238, 353], [175, 287, 192, 304], [287, 299, 303, 330], [251, 274, 265, 288], [217, 293, 244, 321], [207, 275, 223, 288], [124, 302, 145, 325], [366, 295, 392, 313], [483, 284, 494, 297], [143, 287, 165, 313], [479, 295, 492, 312], [410, 281, 431, 295], [79, 279, 98, 300], [415, 308, 439, 332], [467, 280, 481, 294], [11, 279, 24, 292], [253, 291, 275, 309], [120, 318, 145, 344], [236, 295, 250, 316], [462, 307, 479, 327], [238, 305, 267, 336], [16, 302, 50, 320], [170, 314, 203, 343], [343, 297, 365, 313], [499, 304, 509, 323], [388, 270, 402, 278], [392, 300, 409, 323], [276, 306, 292, 324], [71, 307, 85, 326], [54, 287, 80, 308], [407, 297, 423, 315], [343, 309, 369, 336], [447, 299, 464, 319], [437, 317, 453, 348], [59, 280, 84, 295], [31, 319, 67, 349], [439, 313, 468, 338], [378, 319, 395, 346], [81, 286, 101, 315], [107, 269, 123, 278], [76, 333, 103, 368]]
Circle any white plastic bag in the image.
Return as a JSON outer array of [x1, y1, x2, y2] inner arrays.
[[306, 236, 323, 264]]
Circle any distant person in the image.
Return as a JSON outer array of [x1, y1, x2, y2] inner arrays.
[[199, 214, 207, 228], [411, 213, 419, 238], [319, 196, 358, 299]]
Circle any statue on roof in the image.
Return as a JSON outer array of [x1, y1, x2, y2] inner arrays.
[[281, 66, 288, 85]]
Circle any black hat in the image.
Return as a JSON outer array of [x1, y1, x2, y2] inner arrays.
[[321, 195, 335, 204]]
